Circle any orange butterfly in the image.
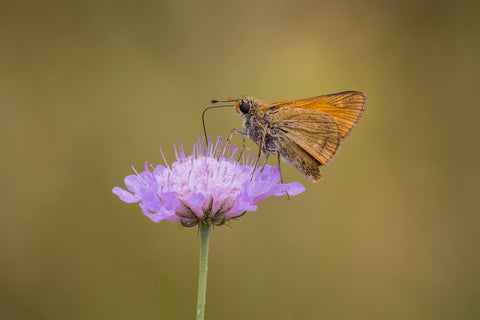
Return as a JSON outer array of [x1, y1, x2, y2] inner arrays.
[[213, 91, 366, 182]]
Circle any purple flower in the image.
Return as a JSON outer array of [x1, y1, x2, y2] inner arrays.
[[112, 137, 305, 226]]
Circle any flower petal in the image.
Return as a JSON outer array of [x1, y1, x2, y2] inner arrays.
[[112, 187, 140, 203], [140, 203, 164, 223], [227, 191, 257, 219], [278, 181, 305, 196], [124, 175, 145, 195], [254, 182, 305, 202], [187, 193, 205, 217]]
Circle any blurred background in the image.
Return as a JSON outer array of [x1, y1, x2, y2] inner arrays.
[[1, 0, 479, 319]]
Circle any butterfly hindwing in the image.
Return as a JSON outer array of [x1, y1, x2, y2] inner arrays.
[[267, 108, 341, 176]]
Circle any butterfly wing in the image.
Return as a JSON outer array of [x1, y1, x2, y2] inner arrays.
[[271, 91, 366, 140], [272, 134, 324, 182], [268, 107, 342, 181]]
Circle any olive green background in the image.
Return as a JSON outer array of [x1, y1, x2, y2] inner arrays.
[[1, 0, 479, 319]]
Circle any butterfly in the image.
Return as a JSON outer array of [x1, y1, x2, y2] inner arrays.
[[213, 91, 366, 182]]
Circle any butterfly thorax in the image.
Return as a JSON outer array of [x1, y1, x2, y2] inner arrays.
[[234, 96, 281, 154]]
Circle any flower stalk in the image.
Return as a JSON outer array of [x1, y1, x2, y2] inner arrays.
[[196, 222, 211, 320]]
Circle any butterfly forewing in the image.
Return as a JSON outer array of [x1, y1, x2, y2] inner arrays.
[[272, 91, 366, 139]]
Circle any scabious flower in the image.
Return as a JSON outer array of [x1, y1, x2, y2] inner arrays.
[[113, 137, 305, 226]]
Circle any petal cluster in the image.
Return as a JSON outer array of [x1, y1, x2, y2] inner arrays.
[[113, 137, 305, 225]]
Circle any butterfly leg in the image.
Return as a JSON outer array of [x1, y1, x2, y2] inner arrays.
[[221, 128, 246, 159], [249, 135, 263, 181], [259, 153, 270, 175], [250, 130, 268, 180], [237, 136, 246, 162], [277, 152, 290, 200]]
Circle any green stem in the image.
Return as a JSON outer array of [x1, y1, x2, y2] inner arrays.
[[196, 222, 211, 320]]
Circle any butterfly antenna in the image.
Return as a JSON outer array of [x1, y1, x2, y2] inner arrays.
[[202, 104, 234, 146], [210, 97, 234, 103]]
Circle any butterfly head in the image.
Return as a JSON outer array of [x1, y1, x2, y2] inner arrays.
[[233, 96, 262, 117]]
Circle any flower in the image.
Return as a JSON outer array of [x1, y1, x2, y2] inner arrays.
[[112, 136, 305, 226]]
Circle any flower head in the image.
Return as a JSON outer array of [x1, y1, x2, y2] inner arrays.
[[113, 137, 305, 226]]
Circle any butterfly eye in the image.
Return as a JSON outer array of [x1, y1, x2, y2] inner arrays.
[[240, 101, 250, 114]]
